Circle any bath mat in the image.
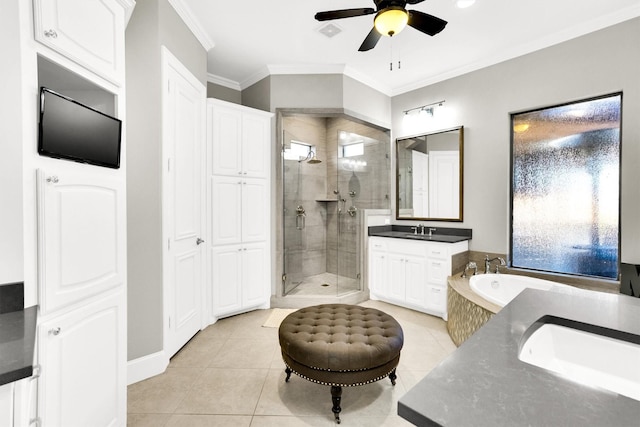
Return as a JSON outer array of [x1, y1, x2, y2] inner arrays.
[[262, 308, 297, 328]]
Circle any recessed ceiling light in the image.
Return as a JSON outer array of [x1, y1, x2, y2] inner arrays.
[[455, 0, 476, 8]]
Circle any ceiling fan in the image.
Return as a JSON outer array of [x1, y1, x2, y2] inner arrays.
[[315, 0, 448, 51]]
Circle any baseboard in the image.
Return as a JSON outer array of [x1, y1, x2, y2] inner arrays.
[[127, 350, 169, 385]]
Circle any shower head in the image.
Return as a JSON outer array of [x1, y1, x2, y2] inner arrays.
[[307, 154, 322, 164], [299, 151, 322, 164]]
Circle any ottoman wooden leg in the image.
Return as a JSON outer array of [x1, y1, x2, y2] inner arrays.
[[389, 368, 397, 386], [284, 367, 292, 382], [331, 385, 342, 424]]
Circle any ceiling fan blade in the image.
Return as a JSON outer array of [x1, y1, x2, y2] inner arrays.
[[358, 27, 382, 52], [315, 8, 375, 21], [407, 10, 448, 36]]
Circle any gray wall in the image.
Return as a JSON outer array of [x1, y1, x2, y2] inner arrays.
[[391, 17, 640, 264], [207, 81, 241, 104], [125, 0, 207, 361]]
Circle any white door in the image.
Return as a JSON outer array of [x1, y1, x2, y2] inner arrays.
[[405, 254, 427, 307], [38, 291, 126, 427], [241, 178, 268, 242], [162, 47, 206, 357], [242, 242, 268, 308], [210, 104, 242, 176], [210, 176, 242, 245], [429, 151, 460, 218], [210, 245, 242, 316], [242, 114, 270, 178], [37, 169, 125, 314], [388, 253, 407, 302]]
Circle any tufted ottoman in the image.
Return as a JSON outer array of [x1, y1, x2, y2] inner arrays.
[[278, 304, 404, 423]]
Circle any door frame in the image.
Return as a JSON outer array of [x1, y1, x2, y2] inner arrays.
[[160, 46, 207, 358]]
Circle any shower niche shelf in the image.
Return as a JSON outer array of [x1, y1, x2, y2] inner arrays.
[[315, 199, 339, 202]]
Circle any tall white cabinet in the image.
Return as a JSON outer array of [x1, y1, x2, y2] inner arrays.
[[5, 0, 134, 426], [207, 99, 272, 320]]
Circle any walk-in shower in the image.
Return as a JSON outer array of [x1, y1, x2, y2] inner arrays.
[[279, 113, 390, 298]]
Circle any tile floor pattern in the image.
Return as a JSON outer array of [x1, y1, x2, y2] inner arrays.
[[127, 300, 457, 426]]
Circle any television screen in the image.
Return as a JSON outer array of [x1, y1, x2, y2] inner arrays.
[[38, 87, 122, 169]]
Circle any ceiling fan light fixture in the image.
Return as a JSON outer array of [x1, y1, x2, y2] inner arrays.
[[374, 7, 409, 37], [454, 0, 476, 8]]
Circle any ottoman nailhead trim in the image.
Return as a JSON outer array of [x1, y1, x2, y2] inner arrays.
[[283, 361, 396, 388]]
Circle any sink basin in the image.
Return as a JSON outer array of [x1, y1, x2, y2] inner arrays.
[[519, 321, 640, 401]]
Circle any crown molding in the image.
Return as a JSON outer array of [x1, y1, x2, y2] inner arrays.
[[207, 73, 242, 91], [166, 0, 215, 51], [393, 4, 640, 96]]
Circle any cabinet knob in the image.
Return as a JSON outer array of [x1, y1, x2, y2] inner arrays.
[[44, 29, 58, 38], [46, 176, 59, 184], [49, 327, 61, 336]]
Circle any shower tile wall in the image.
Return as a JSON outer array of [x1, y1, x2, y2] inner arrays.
[[283, 116, 328, 282]]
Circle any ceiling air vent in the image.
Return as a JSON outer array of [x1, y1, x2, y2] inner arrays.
[[318, 23, 342, 38]]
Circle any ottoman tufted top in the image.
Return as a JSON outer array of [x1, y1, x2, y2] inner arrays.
[[279, 304, 404, 372]]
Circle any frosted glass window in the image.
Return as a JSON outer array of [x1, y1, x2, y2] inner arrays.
[[341, 142, 364, 158], [511, 94, 621, 279], [283, 141, 311, 160]]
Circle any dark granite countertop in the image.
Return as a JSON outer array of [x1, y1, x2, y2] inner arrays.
[[369, 225, 472, 243], [398, 288, 640, 426], [0, 306, 37, 386]]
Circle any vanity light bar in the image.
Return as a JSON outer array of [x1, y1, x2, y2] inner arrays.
[[403, 100, 445, 115]]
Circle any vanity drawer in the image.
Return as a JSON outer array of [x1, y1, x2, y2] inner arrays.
[[427, 257, 449, 284]]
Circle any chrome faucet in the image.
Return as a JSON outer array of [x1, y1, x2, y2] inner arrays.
[[484, 255, 506, 274], [428, 227, 436, 237], [461, 261, 477, 278], [418, 224, 424, 235]]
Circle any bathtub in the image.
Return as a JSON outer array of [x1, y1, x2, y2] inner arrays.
[[469, 274, 569, 307]]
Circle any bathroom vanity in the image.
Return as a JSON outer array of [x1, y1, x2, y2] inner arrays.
[[398, 287, 640, 426], [368, 226, 471, 320]]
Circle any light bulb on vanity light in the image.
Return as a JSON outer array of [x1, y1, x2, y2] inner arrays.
[[455, 0, 476, 9]]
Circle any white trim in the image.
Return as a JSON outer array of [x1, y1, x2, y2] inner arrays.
[[127, 351, 169, 385], [207, 73, 242, 91], [166, 0, 215, 51], [393, 4, 640, 95]]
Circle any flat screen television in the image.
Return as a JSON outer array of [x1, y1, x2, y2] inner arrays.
[[38, 87, 122, 169]]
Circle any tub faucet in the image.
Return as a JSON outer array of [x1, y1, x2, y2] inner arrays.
[[461, 261, 477, 278], [484, 255, 506, 274]]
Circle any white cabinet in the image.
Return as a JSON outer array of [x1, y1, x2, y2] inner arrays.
[[368, 236, 468, 319], [211, 176, 268, 245], [210, 102, 270, 178], [32, 0, 133, 85], [37, 170, 125, 315], [0, 383, 13, 426], [210, 243, 268, 317], [38, 290, 126, 427], [207, 99, 272, 320], [36, 169, 127, 427]]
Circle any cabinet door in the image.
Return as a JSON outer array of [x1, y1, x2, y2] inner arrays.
[[241, 242, 268, 308], [37, 170, 125, 314], [38, 291, 125, 427], [425, 285, 447, 314], [0, 383, 13, 427], [210, 245, 243, 316], [33, 0, 125, 84], [427, 257, 449, 285], [210, 104, 242, 177], [241, 178, 268, 243], [388, 254, 407, 302], [210, 176, 242, 245], [368, 249, 388, 296], [241, 114, 270, 178], [405, 254, 427, 307]]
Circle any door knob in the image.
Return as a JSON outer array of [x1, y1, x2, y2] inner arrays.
[[196, 237, 205, 245]]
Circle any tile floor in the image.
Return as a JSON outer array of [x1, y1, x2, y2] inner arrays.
[[286, 272, 360, 296], [127, 300, 457, 426]]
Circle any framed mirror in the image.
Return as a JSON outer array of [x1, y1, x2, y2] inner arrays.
[[396, 126, 464, 221]]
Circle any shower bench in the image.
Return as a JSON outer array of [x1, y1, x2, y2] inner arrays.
[[278, 304, 404, 423]]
